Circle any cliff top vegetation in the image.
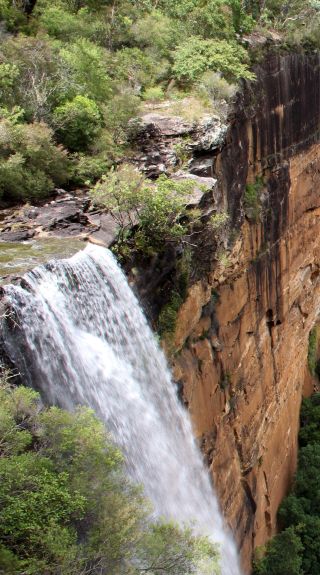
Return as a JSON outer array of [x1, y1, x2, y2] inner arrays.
[[0, 0, 319, 205]]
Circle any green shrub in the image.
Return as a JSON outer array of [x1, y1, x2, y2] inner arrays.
[[131, 10, 182, 59], [136, 175, 194, 252], [210, 211, 230, 231], [197, 71, 237, 103], [53, 95, 103, 152], [60, 39, 112, 102], [173, 36, 254, 84], [37, 5, 106, 42], [172, 140, 192, 167], [253, 527, 304, 575], [0, 0, 28, 31], [142, 86, 166, 102], [112, 47, 158, 92], [90, 168, 194, 252], [0, 119, 70, 201], [244, 177, 264, 221], [158, 291, 183, 336], [90, 163, 145, 239], [1, 36, 70, 122], [0, 63, 19, 105], [0, 377, 219, 575], [71, 153, 110, 185], [102, 92, 141, 148], [255, 389, 320, 575]]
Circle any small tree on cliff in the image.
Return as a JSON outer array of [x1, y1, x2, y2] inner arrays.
[[89, 165, 194, 253]]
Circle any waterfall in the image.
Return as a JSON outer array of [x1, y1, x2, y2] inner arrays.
[[1, 244, 241, 575]]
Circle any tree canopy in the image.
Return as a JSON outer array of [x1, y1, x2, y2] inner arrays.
[[0, 373, 219, 575], [254, 394, 320, 575]]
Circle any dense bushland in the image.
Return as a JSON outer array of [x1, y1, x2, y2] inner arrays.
[[0, 0, 256, 203], [1, 0, 318, 204], [0, 372, 219, 575], [253, 392, 320, 575]]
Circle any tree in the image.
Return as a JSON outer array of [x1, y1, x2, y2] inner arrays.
[[299, 396, 320, 447], [60, 39, 112, 102], [136, 522, 219, 574], [1, 37, 72, 122], [253, 527, 304, 575], [90, 166, 195, 252], [173, 36, 255, 84], [131, 10, 182, 59], [298, 515, 320, 575], [278, 494, 309, 529], [295, 443, 320, 512], [89, 163, 145, 235], [0, 377, 219, 574]]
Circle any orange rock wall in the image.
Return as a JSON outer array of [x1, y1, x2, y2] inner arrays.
[[170, 53, 320, 572]]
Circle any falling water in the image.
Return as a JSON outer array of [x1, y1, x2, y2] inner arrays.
[[1, 244, 241, 575]]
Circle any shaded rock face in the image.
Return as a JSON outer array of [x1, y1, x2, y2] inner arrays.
[[169, 52, 320, 572]]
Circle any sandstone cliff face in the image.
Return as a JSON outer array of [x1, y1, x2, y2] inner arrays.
[[170, 51, 320, 572]]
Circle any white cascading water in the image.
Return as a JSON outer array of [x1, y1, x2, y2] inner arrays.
[[1, 244, 241, 575]]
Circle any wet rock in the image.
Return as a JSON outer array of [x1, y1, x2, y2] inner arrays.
[[0, 229, 35, 242], [35, 201, 83, 229], [54, 188, 67, 196], [0, 192, 96, 242]]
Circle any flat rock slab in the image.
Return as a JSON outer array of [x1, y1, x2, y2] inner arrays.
[[35, 202, 82, 228], [138, 113, 196, 137], [133, 110, 227, 178], [0, 229, 35, 242], [0, 193, 97, 242]]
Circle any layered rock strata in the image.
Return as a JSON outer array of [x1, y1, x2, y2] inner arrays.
[[169, 51, 320, 571]]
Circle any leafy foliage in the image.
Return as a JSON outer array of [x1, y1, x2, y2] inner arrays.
[[0, 376, 219, 575], [254, 393, 320, 575], [53, 95, 103, 152], [173, 37, 254, 84], [0, 0, 312, 206], [253, 527, 304, 575], [307, 327, 318, 376], [0, 0, 264, 202], [90, 166, 194, 252], [244, 177, 264, 222], [0, 119, 70, 201]]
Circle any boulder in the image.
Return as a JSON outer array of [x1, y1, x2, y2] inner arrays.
[[171, 171, 217, 207]]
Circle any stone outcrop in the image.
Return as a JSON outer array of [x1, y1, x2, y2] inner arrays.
[[133, 111, 226, 178], [165, 51, 320, 572], [0, 191, 100, 242]]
